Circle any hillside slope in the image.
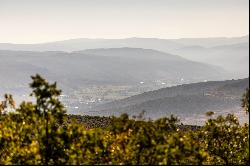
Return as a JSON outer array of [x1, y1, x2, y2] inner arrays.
[[169, 42, 249, 78], [90, 78, 249, 125]]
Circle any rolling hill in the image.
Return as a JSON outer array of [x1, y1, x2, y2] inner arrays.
[[0, 48, 229, 90], [89, 78, 249, 125]]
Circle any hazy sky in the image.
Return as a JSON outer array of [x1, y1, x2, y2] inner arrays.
[[0, 0, 249, 43]]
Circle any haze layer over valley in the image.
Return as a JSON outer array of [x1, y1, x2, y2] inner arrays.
[[0, 46, 228, 100], [0, 35, 249, 124]]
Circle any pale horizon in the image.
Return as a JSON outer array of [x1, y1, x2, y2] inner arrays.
[[0, 0, 249, 44]]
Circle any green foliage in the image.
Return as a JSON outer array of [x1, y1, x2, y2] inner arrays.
[[200, 114, 249, 165], [0, 94, 15, 114], [206, 111, 214, 117], [242, 88, 249, 113], [0, 74, 249, 165]]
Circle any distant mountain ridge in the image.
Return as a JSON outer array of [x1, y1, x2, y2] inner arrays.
[[171, 35, 249, 47], [0, 35, 248, 52], [0, 37, 184, 52], [1, 35, 248, 78]]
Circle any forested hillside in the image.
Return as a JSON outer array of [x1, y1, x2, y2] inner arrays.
[[91, 78, 249, 125]]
